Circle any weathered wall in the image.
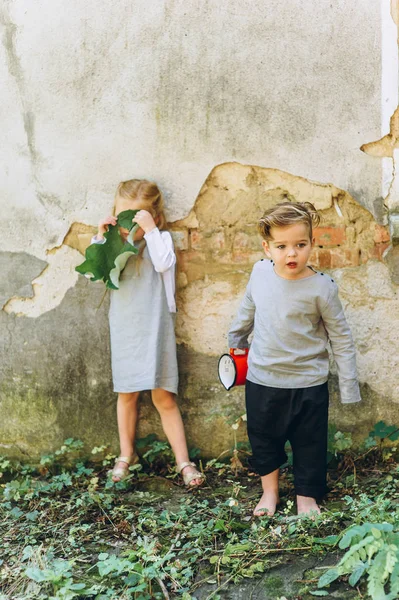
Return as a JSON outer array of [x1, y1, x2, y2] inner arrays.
[[1, 1, 398, 458]]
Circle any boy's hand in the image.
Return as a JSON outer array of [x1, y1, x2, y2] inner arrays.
[[98, 216, 117, 239], [133, 210, 156, 234]]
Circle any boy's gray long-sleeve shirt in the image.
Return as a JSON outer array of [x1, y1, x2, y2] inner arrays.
[[228, 260, 361, 404]]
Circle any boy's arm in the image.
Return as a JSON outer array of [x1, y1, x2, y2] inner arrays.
[[320, 284, 361, 404], [228, 279, 255, 349]]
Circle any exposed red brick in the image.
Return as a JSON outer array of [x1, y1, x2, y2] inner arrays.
[[310, 248, 332, 269], [313, 226, 346, 247], [233, 232, 250, 248], [189, 230, 203, 250], [330, 248, 359, 268], [232, 251, 252, 263], [178, 250, 205, 272], [374, 224, 390, 244], [211, 231, 225, 250], [372, 242, 391, 260]]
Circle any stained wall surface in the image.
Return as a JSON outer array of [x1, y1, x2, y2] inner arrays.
[[1, 0, 397, 458]]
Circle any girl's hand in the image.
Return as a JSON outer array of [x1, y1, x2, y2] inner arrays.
[[98, 216, 117, 238], [133, 210, 157, 234]]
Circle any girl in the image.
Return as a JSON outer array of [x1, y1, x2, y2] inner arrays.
[[93, 179, 203, 487]]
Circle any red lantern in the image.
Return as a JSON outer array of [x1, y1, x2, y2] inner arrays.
[[218, 348, 249, 390]]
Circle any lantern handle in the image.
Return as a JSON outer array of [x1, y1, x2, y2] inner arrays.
[[229, 348, 249, 357]]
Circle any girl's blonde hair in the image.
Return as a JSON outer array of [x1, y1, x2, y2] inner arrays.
[[258, 201, 320, 241], [114, 179, 167, 267], [114, 179, 167, 230]]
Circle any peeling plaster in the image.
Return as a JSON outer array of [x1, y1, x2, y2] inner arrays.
[[391, 0, 399, 26], [0, 252, 47, 309], [62, 222, 96, 255], [361, 107, 399, 158], [361, 107, 399, 211], [3, 245, 82, 318], [171, 162, 391, 357], [2, 162, 391, 321], [1, 222, 95, 318]]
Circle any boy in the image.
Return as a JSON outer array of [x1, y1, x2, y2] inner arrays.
[[228, 202, 361, 517]]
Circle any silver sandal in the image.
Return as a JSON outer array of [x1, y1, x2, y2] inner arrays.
[[111, 454, 139, 481], [176, 461, 204, 487]]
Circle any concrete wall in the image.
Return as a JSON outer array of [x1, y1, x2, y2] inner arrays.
[[1, 0, 398, 458]]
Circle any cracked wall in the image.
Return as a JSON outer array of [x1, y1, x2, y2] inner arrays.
[[0, 1, 396, 457], [2, 162, 399, 459], [170, 163, 399, 432]]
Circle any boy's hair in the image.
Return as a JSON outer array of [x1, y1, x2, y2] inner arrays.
[[114, 179, 167, 231], [258, 201, 320, 241]]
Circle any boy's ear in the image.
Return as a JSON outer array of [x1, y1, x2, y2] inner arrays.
[[262, 240, 271, 257]]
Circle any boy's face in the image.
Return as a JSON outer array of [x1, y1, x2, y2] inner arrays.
[[262, 223, 314, 280]]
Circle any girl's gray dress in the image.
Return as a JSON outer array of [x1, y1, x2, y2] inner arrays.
[[109, 241, 178, 394]]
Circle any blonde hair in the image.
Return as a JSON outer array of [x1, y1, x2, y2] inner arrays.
[[114, 179, 168, 268], [258, 201, 320, 241], [114, 179, 167, 230]]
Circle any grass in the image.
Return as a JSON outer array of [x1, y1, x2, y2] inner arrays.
[[0, 430, 398, 599]]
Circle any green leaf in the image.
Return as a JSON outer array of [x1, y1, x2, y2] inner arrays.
[[214, 519, 227, 532], [75, 209, 139, 289], [348, 562, 366, 586], [314, 535, 339, 546], [318, 568, 340, 588], [117, 210, 137, 230], [25, 567, 47, 583], [369, 421, 399, 441], [98, 552, 109, 560], [310, 591, 329, 596], [224, 542, 252, 555]]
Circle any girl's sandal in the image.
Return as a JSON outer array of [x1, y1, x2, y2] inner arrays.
[[176, 461, 205, 487], [111, 454, 139, 482]]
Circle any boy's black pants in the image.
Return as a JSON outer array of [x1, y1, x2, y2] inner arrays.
[[245, 379, 329, 500]]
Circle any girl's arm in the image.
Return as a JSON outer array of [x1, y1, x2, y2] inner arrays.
[[228, 278, 255, 349], [91, 216, 117, 244], [320, 284, 361, 404], [144, 228, 176, 273], [91, 235, 106, 244]]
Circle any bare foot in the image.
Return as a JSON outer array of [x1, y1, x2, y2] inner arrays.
[[296, 495, 321, 516], [253, 491, 280, 517]]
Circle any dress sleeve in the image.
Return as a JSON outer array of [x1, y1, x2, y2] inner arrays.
[[144, 228, 176, 273], [228, 275, 255, 349], [320, 283, 361, 404], [91, 235, 106, 245]]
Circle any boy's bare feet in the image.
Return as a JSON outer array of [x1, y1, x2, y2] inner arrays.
[[253, 490, 280, 517], [296, 495, 321, 516]]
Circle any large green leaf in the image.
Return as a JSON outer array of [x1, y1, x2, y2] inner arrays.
[[75, 210, 139, 289]]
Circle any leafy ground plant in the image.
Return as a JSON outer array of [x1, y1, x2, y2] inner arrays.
[[318, 522, 399, 599], [75, 209, 139, 289], [0, 424, 398, 599]]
